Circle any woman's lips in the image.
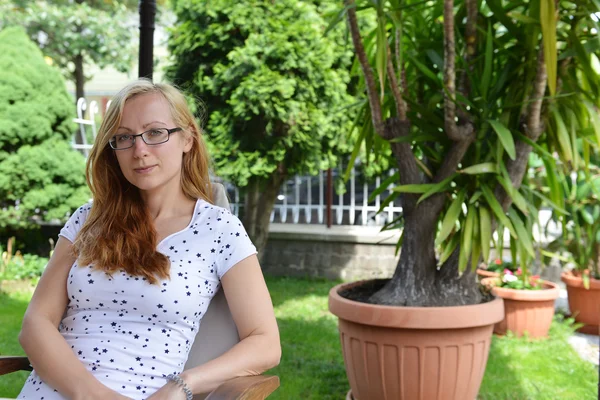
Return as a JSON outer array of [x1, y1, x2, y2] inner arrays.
[[134, 165, 156, 174]]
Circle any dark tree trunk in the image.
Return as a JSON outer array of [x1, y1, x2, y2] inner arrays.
[[242, 171, 286, 262], [74, 54, 85, 102], [74, 0, 85, 102]]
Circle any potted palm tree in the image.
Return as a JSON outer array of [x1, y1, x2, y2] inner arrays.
[[327, 0, 600, 399], [544, 167, 600, 335]]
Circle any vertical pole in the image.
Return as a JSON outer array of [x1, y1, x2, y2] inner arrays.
[[139, 0, 156, 80], [326, 168, 333, 228]]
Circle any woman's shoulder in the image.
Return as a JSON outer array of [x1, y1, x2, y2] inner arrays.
[[60, 200, 94, 242], [195, 199, 234, 220], [194, 199, 244, 229]]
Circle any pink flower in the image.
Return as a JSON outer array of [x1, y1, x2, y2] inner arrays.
[[517, 268, 522, 275], [504, 269, 513, 275]]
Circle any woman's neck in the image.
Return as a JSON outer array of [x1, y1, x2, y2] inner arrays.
[[141, 188, 196, 221]]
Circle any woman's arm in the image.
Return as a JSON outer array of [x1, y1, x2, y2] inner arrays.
[[19, 237, 129, 400], [179, 254, 281, 395]]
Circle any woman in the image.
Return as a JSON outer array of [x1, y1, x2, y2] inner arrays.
[[17, 79, 281, 399]]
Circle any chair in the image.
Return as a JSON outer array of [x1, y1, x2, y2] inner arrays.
[[0, 183, 280, 400]]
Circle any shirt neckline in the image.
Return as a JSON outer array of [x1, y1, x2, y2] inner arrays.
[[157, 198, 205, 248]]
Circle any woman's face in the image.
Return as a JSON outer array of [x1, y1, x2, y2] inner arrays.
[[113, 92, 193, 196]]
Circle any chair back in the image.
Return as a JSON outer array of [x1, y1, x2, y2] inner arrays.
[[183, 183, 240, 399]]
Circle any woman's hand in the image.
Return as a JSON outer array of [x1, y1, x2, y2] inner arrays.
[[145, 381, 187, 400]]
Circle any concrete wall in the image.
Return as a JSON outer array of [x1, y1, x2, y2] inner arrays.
[[261, 224, 401, 281], [260, 224, 564, 284]]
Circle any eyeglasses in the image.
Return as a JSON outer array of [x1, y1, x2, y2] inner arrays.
[[109, 127, 183, 150]]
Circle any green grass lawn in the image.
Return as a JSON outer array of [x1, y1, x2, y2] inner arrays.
[[0, 276, 598, 399]]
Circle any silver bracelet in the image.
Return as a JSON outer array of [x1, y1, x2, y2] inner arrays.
[[166, 373, 193, 400]]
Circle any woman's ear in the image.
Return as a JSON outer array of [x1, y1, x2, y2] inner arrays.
[[183, 128, 194, 153]]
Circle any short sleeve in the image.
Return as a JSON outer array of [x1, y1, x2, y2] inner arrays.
[[59, 202, 93, 243], [214, 207, 257, 279]]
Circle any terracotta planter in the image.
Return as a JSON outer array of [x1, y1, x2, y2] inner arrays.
[[561, 271, 600, 335], [329, 280, 504, 400], [480, 278, 559, 338]]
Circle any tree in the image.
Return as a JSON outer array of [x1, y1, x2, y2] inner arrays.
[[339, 0, 600, 306], [1, 0, 136, 101], [166, 0, 356, 255], [0, 26, 90, 231]]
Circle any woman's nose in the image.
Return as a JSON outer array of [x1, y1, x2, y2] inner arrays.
[[132, 136, 150, 157]]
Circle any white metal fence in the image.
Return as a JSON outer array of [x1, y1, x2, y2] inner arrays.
[[73, 98, 402, 226]]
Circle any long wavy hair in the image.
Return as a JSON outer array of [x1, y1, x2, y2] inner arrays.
[[73, 79, 213, 284]]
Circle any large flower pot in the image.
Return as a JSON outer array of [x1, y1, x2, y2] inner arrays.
[[328, 280, 504, 400], [481, 278, 560, 338], [561, 271, 600, 335]]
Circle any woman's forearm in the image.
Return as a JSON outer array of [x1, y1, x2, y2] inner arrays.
[[180, 333, 281, 395], [19, 317, 112, 400]]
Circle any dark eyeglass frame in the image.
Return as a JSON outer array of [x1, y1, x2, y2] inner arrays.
[[109, 127, 183, 150]]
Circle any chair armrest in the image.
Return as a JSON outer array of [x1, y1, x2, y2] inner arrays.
[[204, 375, 280, 400], [0, 356, 32, 375], [0, 357, 280, 400]]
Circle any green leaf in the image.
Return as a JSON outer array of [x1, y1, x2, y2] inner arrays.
[[489, 120, 516, 160], [417, 173, 457, 204], [438, 233, 460, 267], [486, 0, 523, 40], [343, 128, 366, 183], [392, 183, 437, 194], [508, 208, 535, 258], [395, 230, 404, 256], [470, 191, 484, 204], [407, 54, 439, 82], [459, 162, 498, 175], [510, 234, 518, 267], [368, 172, 400, 203], [375, 15, 387, 101], [507, 12, 539, 24], [479, 206, 492, 263], [585, 102, 600, 148], [515, 132, 554, 160], [541, 157, 566, 214], [553, 110, 574, 164], [540, 0, 557, 96], [324, 5, 352, 36], [436, 189, 466, 245], [377, 192, 398, 214], [471, 209, 481, 271], [481, 185, 517, 238], [497, 176, 529, 215], [522, 186, 569, 216]]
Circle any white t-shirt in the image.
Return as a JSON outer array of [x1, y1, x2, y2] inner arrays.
[[18, 199, 256, 399]]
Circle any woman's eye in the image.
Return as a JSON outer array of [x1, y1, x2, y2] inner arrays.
[[149, 129, 163, 137], [117, 135, 131, 142]]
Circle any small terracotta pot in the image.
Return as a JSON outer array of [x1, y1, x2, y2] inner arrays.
[[561, 271, 600, 335], [329, 280, 504, 400], [481, 277, 559, 338]]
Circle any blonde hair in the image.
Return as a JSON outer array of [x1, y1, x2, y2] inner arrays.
[[73, 79, 213, 284]]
